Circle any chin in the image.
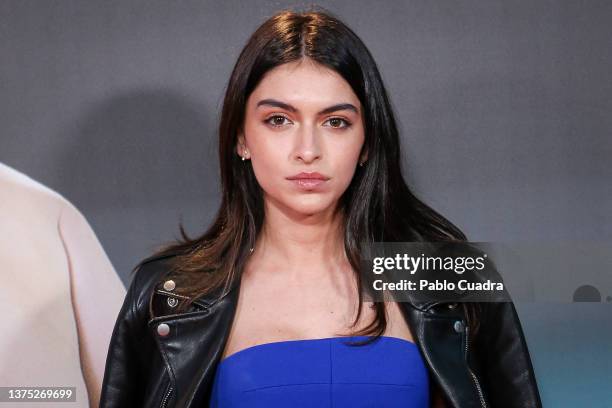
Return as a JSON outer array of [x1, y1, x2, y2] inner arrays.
[[285, 196, 335, 216]]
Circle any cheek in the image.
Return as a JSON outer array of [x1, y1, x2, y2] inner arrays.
[[250, 155, 277, 192], [330, 133, 364, 171], [248, 137, 287, 192], [330, 147, 361, 188]]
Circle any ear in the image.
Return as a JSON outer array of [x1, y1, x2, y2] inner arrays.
[[359, 147, 369, 164], [236, 131, 247, 157]]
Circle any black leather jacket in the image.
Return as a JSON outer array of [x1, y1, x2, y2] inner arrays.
[[100, 252, 543, 408]]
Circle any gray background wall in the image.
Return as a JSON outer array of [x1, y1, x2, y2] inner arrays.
[[1, 1, 611, 406]]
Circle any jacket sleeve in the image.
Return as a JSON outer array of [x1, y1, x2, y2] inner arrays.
[[99, 263, 154, 407], [474, 300, 543, 408]]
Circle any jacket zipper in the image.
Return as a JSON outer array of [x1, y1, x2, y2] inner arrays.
[[464, 324, 487, 408], [160, 385, 173, 408]]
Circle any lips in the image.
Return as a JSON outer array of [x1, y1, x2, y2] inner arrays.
[[286, 172, 330, 191], [286, 172, 330, 181]]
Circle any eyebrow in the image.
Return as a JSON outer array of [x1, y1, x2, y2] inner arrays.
[[256, 98, 359, 115]]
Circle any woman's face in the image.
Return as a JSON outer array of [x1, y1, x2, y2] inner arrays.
[[237, 59, 367, 217]]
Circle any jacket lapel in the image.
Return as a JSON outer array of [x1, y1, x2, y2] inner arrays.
[[399, 301, 486, 408], [148, 279, 241, 407]]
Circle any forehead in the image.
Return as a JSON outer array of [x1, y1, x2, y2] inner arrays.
[[249, 60, 360, 107]]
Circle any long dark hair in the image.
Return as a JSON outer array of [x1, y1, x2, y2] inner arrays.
[[141, 6, 479, 343]]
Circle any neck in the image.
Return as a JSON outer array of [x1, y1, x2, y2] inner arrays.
[[248, 195, 349, 280]]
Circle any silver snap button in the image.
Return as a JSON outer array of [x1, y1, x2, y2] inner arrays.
[[157, 323, 170, 337], [453, 320, 465, 333], [447, 302, 458, 309], [163, 280, 176, 291], [167, 297, 179, 308]]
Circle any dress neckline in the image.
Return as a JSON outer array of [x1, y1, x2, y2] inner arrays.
[[218, 335, 417, 366]]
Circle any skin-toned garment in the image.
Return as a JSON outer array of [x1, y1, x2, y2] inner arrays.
[[100, 250, 543, 408], [0, 162, 126, 408]]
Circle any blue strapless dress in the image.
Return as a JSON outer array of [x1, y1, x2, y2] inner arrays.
[[209, 335, 429, 407]]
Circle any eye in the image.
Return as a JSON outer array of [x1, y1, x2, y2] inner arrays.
[[264, 115, 292, 128], [324, 117, 352, 129]]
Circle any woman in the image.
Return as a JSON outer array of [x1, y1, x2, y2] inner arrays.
[[100, 8, 542, 408]]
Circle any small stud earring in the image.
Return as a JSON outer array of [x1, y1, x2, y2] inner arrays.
[[242, 156, 245, 161]]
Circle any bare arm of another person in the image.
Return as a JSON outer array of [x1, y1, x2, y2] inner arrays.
[[58, 202, 126, 408]]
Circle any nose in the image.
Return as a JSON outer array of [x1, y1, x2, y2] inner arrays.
[[292, 122, 321, 164]]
